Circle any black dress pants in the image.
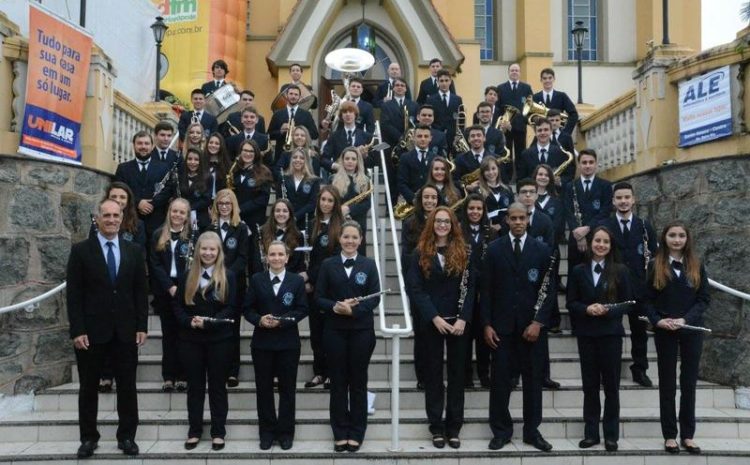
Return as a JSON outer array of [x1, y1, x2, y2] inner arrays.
[[627, 301, 649, 374], [422, 321, 469, 437], [307, 293, 327, 378], [155, 291, 184, 382], [489, 331, 545, 441], [252, 347, 301, 441], [180, 337, 232, 438], [227, 277, 246, 379], [323, 327, 376, 442], [506, 128, 526, 184], [465, 301, 490, 381], [75, 336, 139, 442], [654, 329, 703, 440], [577, 335, 623, 441]]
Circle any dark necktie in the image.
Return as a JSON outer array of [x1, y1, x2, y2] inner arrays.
[[442, 93, 448, 107], [437, 246, 448, 255], [202, 271, 210, 280], [419, 150, 426, 164], [347, 130, 353, 146], [672, 261, 683, 271], [621, 219, 630, 242], [160, 150, 167, 161], [552, 132, 559, 145], [545, 93, 551, 106], [215, 80, 220, 88], [538, 193, 548, 202], [195, 111, 202, 121], [594, 263, 603, 275], [105, 242, 116, 284], [271, 276, 281, 285], [221, 222, 230, 231], [540, 148, 547, 164], [584, 179, 592, 199], [513, 237, 521, 258], [138, 160, 148, 173], [471, 226, 480, 242], [474, 153, 481, 164], [511, 82, 516, 92], [275, 228, 285, 238], [344, 258, 355, 268], [289, 108, 295, 120], [245, 133, 252, 140], [170, 231, 180, 241]]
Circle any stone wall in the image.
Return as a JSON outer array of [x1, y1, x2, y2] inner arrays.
[[0, 154, 111, 395], [627, 156, 750, 387]]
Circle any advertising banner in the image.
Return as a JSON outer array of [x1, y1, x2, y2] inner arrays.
[[678, 65, 732, 147], [19, 4, 92, 164]]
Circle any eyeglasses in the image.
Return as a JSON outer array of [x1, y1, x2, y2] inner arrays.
[[434, 218, 452, 225], [518, 189, 537, 195], [217, 201, 232, 206]]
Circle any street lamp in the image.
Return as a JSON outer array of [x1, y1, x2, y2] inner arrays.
[[571, 20, 588, 105], [150, 16, 168, 102]]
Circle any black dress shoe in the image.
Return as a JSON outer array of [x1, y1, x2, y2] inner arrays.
[[479, 376, 491, 388], [77, 440, 98, 458], [510, 377, 519, 389], [323, 377, 331, 389], [664, 441, 680, 454], [334, 442, 348, 452], [347, 442, 361, 452], [548, 326, 562, 334], [259, 437, 273, 450], [184, 438, 199, 450], [542, 378, 561, 389], [279, 438, 293, 450], [488, 437, 511, 450], [578, 438, 600, 448], [464, 379, 475, 388], [681, 440, 701, 454], [632, 370, 653, 387], [605, 440, 618, 451], [448, 437, 461, 449], [524, 436, 553, 452], [117, 439, 139, 456], [416, 381, 425, 390], [226, 376, 239, 388], [305, 375, 325, 388], [432, 434, 445, 449], [212, 439, 225, 451]]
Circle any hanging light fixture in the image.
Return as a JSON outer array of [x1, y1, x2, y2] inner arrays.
[[351, 0, 376, 55]]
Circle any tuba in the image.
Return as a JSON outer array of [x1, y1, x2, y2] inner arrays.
[[452, 104, 470, 154], [522, 95, 549, 127], [324, 48, 376, 132], [495, 105, 519, 132]]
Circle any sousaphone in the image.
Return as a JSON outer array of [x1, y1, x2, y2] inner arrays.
[[323, 48, 375, 131]]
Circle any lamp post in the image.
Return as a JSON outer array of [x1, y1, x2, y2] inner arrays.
[[662, 0, 670, 45], [150, 16, 168, 102], [571, 20, 588, 105]]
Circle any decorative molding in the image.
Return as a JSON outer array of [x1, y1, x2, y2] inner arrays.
[[10, 60, 26, 133]]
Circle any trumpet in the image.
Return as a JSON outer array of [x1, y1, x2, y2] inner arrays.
[[385, 81, 393, 101], [225, 158, 239, 190], [323, 90, 343, 131], [452, 104, 470, 154], [283, 118, 296, 152], [495, 105, 519, 132]]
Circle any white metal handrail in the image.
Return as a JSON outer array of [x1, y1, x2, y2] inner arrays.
[[0, 282, 66, 315], [369, 121, 413, 452], [709, 279, 750, 301]]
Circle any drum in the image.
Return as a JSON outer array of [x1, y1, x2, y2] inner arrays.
[[271, 83, 317, 112], [204, 85, 242, 123]]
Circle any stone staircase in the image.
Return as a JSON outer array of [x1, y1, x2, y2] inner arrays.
[[2, 184, 749, 463]]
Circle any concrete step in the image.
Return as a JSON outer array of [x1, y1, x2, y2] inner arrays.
[[3, 437, 750, 462], [0, 435, 750, 465], [2, 407, 749, 443], [33, 379, 734, 413], [138, 328, 656, 358], [72, 353, 663, 384]]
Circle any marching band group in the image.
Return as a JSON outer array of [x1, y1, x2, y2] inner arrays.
[[66, 58, 710, 458]]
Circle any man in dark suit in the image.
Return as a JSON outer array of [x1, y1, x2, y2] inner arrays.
[[397, 126, 435, 204], [474, 102, 507, 156], [226, 107, 270, 161], [533, 68, 579, 134], [426, 69, 463, 154], [497, 63, 533, 182], [481, 202, 554, 452], [379, 77, 418, 148], [472, 86, 503, 126], [416, 58, 455, 105], [416, 104, 448, 156], [67, 199, 148, 458], [563, 149, 613, 271], [453, 125, 491, 188], [599, 182, 657, 387], [200, 59, 229, 96], [178, 89, 219, 140], [346, 78, 375, 133], [279, 63, 317, 110], [225, 90, 266, 136], [150, 121, 180, 166], [374, 62, 412, 108], [321, 101, 373, 172], [268, 85, 318, 161], [517, 118, 574, 185], [547, 109, 575, 153], [114, 131, 173, 239]]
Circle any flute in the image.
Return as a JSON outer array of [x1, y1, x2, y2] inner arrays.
[[354, 289, 391, 302], [197, 316, 235, 325], [638, 316, 712, 333], [603, 300, 636, 310], [270, 315, 296, 322]]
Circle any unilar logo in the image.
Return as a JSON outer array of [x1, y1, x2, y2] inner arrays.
[[156, 0, 198, 22], [682, 70, 725, 105], [27, 115, 74, 144]]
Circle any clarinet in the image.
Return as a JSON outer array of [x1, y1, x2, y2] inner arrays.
[[90, 213, 98, 233], [481, 222, 490, 260], [184, 227, 198, 269], [532, 254, 558, 322], [303, 213, 311, 269], [455, 244, 472, 319], [280, 170, 288, 199], [256, 224, 267, 271], [571, 183, 583, 228], [642, 219, 651, 271], [271, 315, 297, 322], [200, 316, 235, 325]]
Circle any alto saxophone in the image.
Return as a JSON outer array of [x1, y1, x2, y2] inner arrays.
[[452, 104, 470, 154], [342, 181, 373, 208], [554, 146, 574, 178], [225, 158, 239, 190]]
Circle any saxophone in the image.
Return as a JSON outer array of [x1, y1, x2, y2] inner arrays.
[[554, 146, 575, 178], [452, 104, 470, 154], [532, 254, 557, 322], [342, 181, 373, 207], [225, 158, 238, 190]]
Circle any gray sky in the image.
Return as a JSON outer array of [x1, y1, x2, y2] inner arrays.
[[702, 0, 745, 49]]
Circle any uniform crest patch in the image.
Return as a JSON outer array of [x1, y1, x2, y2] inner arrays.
[[121, 232, 134, 242], [302, 182, 312, 194], [226, 238, 237, 249], [528, 268, 539, 282], [592, 199, 601, 210], [282, 291, 294, 306], [320, 234, 329, 247], [355, 271, 367, 285]]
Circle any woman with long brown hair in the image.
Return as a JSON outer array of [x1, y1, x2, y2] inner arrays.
[[478, 157, 513, 233], [233, 139, 273, 229], [179, 148, 211, 230], [183, 122, 206, 156], [646, 221, 709, 455], [426, 156, 462, 207], [304, 186, 345, 388], [566, 226, 632, 452], [204, 132, 232, 199], [173, 231, 237, 451], [406, 206, 474, 449], [259, 199, 305, 274]]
